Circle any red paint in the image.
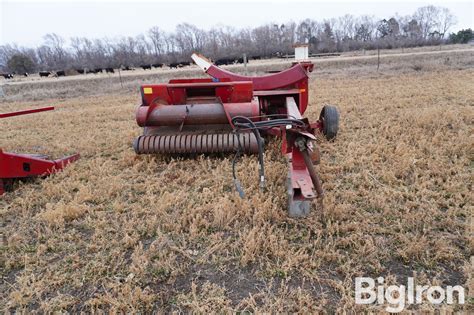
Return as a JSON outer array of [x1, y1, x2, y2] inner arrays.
[[0, 106, 54, 119], [135, 59, 323, 206], [0, 106, 79, 195], [204, 63, 312, 113]]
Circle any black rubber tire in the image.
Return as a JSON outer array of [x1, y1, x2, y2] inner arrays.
[[319, 105, 340, 141]]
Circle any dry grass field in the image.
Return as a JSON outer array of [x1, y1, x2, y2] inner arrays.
[[0, 48, 473, 312]]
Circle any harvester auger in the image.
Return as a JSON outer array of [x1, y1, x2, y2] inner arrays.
[[0, 106, 80, 195], [133, 53, 339, 217]]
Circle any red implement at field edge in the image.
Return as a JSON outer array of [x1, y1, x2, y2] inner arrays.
[[133, 53, 339, 217], [0, 106, 80, 195]]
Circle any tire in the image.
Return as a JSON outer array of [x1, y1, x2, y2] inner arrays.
[[319, 105, 339, 141]]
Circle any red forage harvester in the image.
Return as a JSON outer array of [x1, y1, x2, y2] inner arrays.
[[133, 54, 339, 217]]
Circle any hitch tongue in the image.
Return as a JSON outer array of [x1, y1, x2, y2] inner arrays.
[[295, 137, 324, 198]]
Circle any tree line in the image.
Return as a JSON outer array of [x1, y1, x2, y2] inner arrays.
[[0, 5, 470, 74]]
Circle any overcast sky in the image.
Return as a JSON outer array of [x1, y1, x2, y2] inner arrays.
[[1, 0, 473, 47]]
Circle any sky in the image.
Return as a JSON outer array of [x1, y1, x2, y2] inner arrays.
[[1, 0, 473, 47]]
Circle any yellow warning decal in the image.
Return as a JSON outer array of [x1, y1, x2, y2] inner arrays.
[[143, 87, 153, 94]]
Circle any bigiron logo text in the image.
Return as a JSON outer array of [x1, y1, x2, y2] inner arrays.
[[355, 277, 465, 312]]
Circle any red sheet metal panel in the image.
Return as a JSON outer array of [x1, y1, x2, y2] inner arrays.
[[140, 81, 254, 106], [202, 63, 311, 114], [206, 63, 308, 91]]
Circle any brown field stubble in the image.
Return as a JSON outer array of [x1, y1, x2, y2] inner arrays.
[[0, 53, 473, 312]]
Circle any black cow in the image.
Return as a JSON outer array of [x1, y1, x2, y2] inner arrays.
[[215, 58, 234, 66], [236, 57, 244, 64], [180, 61, 191, 67], [122, 66, 134, 71], [152, 63, 163, 68], [169, 63, 180, 69], [55, 70, 66, 77], [23, 72, 29, 77], [1, 73, 14, 79], [141, 65, 152, 70], [105, 67, 114, 73], [251, 55, 261, 60], [86, 69, 102, 74], [39, 71, 51, 77], [76, 69, 85, 74]]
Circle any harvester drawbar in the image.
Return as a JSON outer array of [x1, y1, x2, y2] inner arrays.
[[0, 106, 79, 195], [133, 54, 339, 217]]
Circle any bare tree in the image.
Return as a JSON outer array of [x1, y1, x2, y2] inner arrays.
[[437, 7, 457, 38], [296, 19, 318, 44], [317, 20, 336, 52], [355, 15, 376, 45], [174, 23, 205, 56], [338, 14, 356, 40], [0, 5, 461, 72], [148, 26, 164, 59], [414, 5, 440, 40], [43, 33, 69, 68], [252, 24, 273, 57]]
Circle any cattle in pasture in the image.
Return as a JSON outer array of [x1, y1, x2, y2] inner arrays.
[[169, 63, 180, 69], [1, 73, 14, 79], [39, 71, 51, 77], [122, 66, 134, 71], [152, 63, 163, 68], [86, 69, 101, 74], [215, 58, 234, 66], [23, 72, 29, 77], [180, 62, 191, 67], [105, 67, 114, 73], [76, 69, 85, 74], [55, 70, 66, 77], [141, 65, 152, 70]]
